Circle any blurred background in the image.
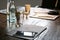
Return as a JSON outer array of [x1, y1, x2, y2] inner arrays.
[[0, 0, 42, 9]]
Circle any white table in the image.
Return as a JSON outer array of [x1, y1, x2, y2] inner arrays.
[[0, 7, 58, 40]]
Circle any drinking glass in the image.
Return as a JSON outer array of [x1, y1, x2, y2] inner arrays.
[[24, 4, 31, 19], [16, 8, 24, 27], [15, 11, 20, 27]]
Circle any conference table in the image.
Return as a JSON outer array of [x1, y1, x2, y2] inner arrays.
[[0, 7, 60, 40]]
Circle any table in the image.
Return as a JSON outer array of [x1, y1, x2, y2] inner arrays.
[[0, 7, 59, 40], [7, 7, 48, 40]]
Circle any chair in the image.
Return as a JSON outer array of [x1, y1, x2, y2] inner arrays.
[[38, 0, 56, 9], [55, 0, 60, 9]]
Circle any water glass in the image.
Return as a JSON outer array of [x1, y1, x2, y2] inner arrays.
[[24, 4, 31, 19]]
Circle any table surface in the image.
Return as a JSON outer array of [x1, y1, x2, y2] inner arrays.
[[0, 7, 60, 40], [6, 7, 52, 40]]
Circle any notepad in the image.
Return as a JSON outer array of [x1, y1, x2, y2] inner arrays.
[[30, 13, 59, 20]]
